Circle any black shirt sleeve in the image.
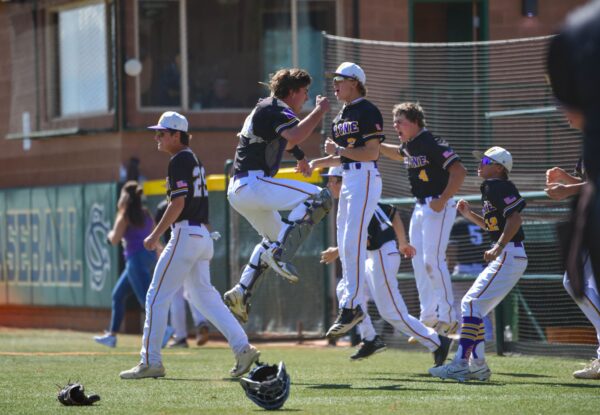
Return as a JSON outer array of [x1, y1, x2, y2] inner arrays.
[[423, 135, 460, 170], [489, 181, 526, 218], [168, 155, 192, 200]]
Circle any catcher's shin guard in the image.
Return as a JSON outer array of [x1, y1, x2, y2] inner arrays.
[[278, 188, 333, 262]]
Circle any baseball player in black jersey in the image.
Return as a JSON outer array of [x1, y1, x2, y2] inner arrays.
[[120, 111, 259, 380], [224, 69, 331, 323], [545, 110, 600, 379], [380, 103, 466, 336], [317, 62, 384, 338], [430, 146, 527, 382], [318, 166, 452, 365]]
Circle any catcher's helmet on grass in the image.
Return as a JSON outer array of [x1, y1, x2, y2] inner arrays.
[[240, 361, 290, 410]]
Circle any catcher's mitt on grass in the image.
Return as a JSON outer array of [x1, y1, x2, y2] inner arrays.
[[57, 382, 100, 406]]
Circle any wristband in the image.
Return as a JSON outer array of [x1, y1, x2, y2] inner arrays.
[[286, 145, 305, 161], [335, 146, 343, 156], [496, 241, 505, 249]]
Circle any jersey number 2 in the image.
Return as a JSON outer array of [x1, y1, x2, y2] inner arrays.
[[192, 166, 208, 198], [484, 217, 499, 232]]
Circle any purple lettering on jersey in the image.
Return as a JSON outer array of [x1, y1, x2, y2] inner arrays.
[[504, 196, 517, 204], [406, 155, 429, 168], [482, 200, 496, 214], [333, 121, 359, 138]]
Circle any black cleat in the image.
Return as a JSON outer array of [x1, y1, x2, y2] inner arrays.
[[326, 306, 365, 338], [433, 335, 452, 367], [350, 335, 387, 361]]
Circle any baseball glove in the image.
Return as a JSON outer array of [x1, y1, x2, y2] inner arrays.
[[57, 382, 100, 406]]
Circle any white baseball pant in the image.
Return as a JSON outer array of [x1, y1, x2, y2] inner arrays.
[[564, 253, 600, 358], [170, 286, 207, 341], [227, 170, 321, 286], [337, 278, 376, 341], [140, 221, 248, 365], [409, 197, 457, 325], [461, 242, 528, 319], [365, 240, 441, 351], [337, 162, 381, 309]]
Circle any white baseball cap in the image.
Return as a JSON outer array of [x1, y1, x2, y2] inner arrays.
[[148, 111, 188, 132], [473, 146, 513, 172], [330, 62, 366, 85], [321, 166, 344, 177]]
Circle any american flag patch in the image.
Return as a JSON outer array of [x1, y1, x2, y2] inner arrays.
[[176, 180, 187, 188], [375, 123, 382, 131], [504, 196, 517, 204], [443, 150, 454, 158], [282, 108, 296, 119]]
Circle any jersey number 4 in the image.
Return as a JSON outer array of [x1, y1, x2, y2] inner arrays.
[[193, 166, 208, 198], [418, 169, 429, 182]]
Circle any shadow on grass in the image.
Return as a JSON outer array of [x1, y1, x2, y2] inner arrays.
[[495, 372, 551, 378], [297, 383, 433, 392]]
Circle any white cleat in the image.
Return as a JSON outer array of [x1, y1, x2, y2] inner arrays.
[[261, 248, 300, 283], [468, 361, 492, 381], [224, 285, 249, 323], [230, 344, 260, 377], [429, 360, 470, 382], [573, 358, 600, 379], [120, 363, 166, 380]]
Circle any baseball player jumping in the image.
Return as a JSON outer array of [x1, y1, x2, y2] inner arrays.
[[545, 109, 600, 380], [430, 146, 527, 382], [380, 103, 466, 338], [224, 68, 331, 323], [316, 165, 452, 365], [120, 111, 259, 380], [321, 62, 385, 338]]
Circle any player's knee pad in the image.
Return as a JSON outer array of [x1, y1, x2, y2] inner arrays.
[[276, 188, 333, 261]]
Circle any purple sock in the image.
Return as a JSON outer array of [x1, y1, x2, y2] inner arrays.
[[458, 316, 483, 360]]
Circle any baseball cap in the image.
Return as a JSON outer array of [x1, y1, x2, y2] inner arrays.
[[472, 146, 513, 172], [148, 111, 188, 132], [329, 62, 366, 85], [321, 166, 344, 177]]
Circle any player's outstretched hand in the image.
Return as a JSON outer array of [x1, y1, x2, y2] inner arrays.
[[315, 95, 330, 114], [544, 183, 571, 200], [456, 199, 470, 216], [399, 243, 417, 259], [320, 246, 339, 264], [324, 138, 337, 156], [296, 158, 312, 177], [545, 167, 570, 185]]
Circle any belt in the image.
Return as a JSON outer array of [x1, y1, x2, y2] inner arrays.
[[342, 161, 378, 170], [172, 220, 204, 228], [232, 171, 270, 181], [416, 195, 439, 205]]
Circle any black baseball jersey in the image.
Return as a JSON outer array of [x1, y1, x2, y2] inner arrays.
[[367, 204, 397, 251], [167, 148, 209, 224], [331, 98, 385, 163], [233, 97, 300, 177], [480, 179, 525, 243], [399, 130, 460, 199]]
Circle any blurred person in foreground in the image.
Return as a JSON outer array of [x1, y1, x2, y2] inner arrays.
[[547, 0, 600, 379]]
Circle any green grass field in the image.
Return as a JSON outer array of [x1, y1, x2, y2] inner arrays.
[[1, 328, 598, 414]]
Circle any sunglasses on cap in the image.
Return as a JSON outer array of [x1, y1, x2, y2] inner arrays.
[[332, 75, 353, 82], [479, 156, 498, 166]]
